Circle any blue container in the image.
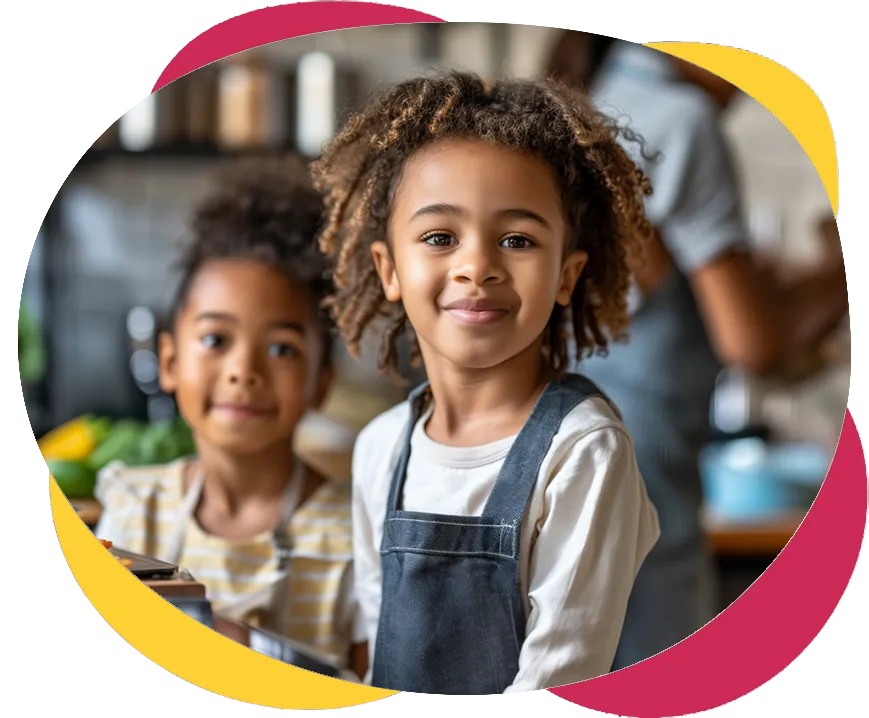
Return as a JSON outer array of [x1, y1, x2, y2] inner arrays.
[[700, 439, 830, 521]]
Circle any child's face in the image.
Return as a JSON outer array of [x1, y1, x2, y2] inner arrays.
[[159, 260, 327, 456], [373, 139, 587, 372]]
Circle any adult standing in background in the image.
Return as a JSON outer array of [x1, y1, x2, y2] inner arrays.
[[545, 32, 848, 671]]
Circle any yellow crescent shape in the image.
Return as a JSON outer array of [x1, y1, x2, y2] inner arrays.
[[50, 476, 397, 708], [644, 42, 838, 214]]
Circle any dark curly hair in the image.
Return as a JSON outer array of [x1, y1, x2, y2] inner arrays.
[[169, 154, 334, 366], [311, 70, 654, 376]]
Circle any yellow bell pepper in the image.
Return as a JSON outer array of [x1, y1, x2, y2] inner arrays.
[[38, 416, 110, 462]]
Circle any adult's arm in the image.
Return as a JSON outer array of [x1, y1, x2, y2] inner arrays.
[[631, 96, 847, 377], [689, 248, 847, 376]]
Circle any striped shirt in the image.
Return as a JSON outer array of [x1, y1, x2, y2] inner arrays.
[[94, 458, 360, 664]]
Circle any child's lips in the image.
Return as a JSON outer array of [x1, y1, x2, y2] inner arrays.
[[442, 297, 512, 326], [210, 402, 276, 420]]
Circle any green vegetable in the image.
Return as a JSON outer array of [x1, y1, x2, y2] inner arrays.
[[84, 415, 112, 445], [85, 416, 196, 470], [48, 459, 97, 499], [134, 417, 196, 465], [86, 419, 147, 470]]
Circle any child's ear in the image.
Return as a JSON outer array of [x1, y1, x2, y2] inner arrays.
[[158, 331, 179, 394], [371, 241, 401, 302], [557, 250, 588, 306], [312, 364, 335, 410]]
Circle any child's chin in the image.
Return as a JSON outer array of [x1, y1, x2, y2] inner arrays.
[[206, 431, 280, 456], [444, 349, 511, 372]]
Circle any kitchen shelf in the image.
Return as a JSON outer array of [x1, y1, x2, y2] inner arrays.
[[74, 143, 311, 171]]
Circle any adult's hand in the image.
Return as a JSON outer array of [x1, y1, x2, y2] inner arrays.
[[689, 248, 847, 378]]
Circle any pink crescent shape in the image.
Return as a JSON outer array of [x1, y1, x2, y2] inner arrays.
[[549, 410, 869, 718], [151, 1, 446, 94]]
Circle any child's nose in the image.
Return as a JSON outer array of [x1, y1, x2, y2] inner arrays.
[[228, 372, 261, 387], [451, 242, 506, 286], [226, 350, 263, 387]]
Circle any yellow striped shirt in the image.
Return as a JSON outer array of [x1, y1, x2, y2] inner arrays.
[[94, 458, 358, 664]]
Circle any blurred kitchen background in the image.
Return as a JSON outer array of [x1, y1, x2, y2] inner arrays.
[[22, 23, 849, 611]]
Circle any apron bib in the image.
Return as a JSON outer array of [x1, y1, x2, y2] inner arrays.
[[371, 374, 608, 695], [163, 460, 304, 624]]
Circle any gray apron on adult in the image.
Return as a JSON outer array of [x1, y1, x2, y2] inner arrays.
[[580, 47, 721, 670], [371, 373, 609, 695], [162, 461, 304, 625]]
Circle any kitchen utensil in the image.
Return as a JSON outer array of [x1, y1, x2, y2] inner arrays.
[[700, 438, 830, 521], [110, 546, 178, 580]]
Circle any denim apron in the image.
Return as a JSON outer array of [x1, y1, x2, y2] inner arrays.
[[371, 373, 608, 694]]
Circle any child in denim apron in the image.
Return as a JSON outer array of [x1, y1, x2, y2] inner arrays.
[[312, 71, 661, 694], [95, 157, 365, 675]]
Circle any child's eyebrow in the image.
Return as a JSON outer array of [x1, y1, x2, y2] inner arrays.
[[409, 203, 552, 229], [194, 313, 305, 335], [269, 321, 306, 335], [195, 312, 235, 323]]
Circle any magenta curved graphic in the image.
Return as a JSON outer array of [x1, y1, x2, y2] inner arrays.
[[550, 411, 864, 716], [153, 2, 445, 92]]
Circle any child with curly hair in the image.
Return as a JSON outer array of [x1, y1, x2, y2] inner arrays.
[[311, 71, 661, 694], [95, 156, 366, 677]]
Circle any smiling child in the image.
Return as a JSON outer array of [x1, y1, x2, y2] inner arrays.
[[311, 72, 661, 694], [95, 157, 365, 675]]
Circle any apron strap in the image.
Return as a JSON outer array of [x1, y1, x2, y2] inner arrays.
[[482, 374, 608, 523], [273, 459, 306, 569], [163, 458, 306, 569], [163, 466, 205, 565], [386, 382, 432, 513]]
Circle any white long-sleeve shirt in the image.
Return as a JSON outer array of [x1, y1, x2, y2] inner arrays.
[[351, 395, 660, 692]]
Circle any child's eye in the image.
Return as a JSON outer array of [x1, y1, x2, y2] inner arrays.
[[268, 343, 300, 359], [500, 235, 534, 250], [201, 333, 226, 350], [422, 232, 457, 248]]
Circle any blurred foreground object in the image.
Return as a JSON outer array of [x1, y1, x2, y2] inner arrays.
[[43, 415, 196, 501]]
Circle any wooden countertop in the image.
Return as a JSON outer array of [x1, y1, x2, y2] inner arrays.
[[703, 509, 804, 558], [70, 499, 102, 527], [75, 498, 804, 559]]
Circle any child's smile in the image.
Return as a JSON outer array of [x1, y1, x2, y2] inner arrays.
[[441, 296, 514, 327], [372, 138, 587, 372]]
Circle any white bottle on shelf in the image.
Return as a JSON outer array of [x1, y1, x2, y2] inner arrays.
[[296, 52, 336, 157], [119, 94, 158, 151]]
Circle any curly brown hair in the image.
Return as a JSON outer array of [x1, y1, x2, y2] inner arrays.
[[169, 154, 334, 365], [310, 71, 654, 376]]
